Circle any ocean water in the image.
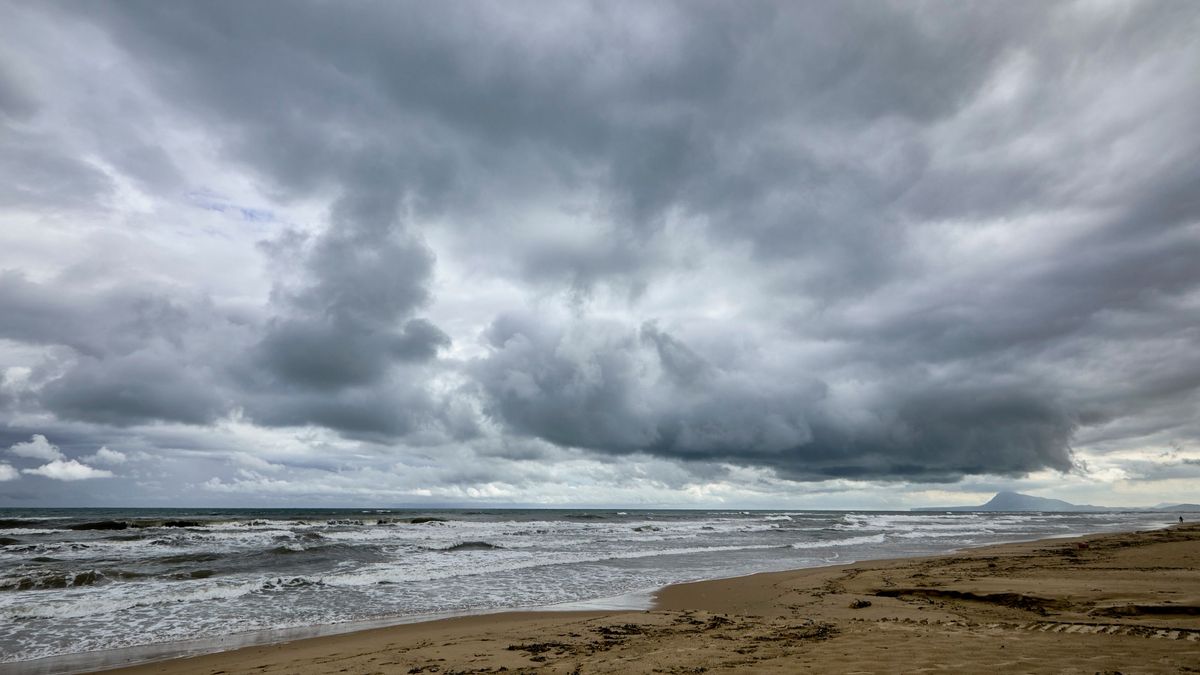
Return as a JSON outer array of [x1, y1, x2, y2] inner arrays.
[[0, 507, 1176, 666]]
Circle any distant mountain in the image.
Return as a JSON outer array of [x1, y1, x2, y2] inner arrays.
[[1157, 503, 1200, 512], [913, 491, 1200, 513], [979, 491, 1102, 512]]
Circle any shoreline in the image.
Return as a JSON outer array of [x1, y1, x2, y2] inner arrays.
[[8, 521, 1194, 674], [11, 587, 666, 675], [0, 541, 1040, 674]]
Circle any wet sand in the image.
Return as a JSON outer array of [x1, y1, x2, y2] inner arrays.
[[94, 523, 1200, 674]]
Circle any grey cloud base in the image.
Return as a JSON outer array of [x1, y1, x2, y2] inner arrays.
[[0, 0, 1198, 498], [473, 316, 1075, 480]]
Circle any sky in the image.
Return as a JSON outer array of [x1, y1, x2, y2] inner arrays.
[[0, 1, 1198, 509]]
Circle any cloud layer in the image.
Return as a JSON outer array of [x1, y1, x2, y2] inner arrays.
[[5, 435, 113, 481], [0, 1, 1198, 505]]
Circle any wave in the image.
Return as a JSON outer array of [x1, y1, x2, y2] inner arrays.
[[0, 528, 65, 536], [260, 576, 324, 590], [155, 552, 224, 564], [2, 579, 268, 620], [267, 544, 307, 554], [2, 572, 337, 622], [563, 513, 608, 520], [103, 534, 149, 542], [791, 534, 887, 549], [892, 529, 993, 539], [0, 569, 107, 592], [157, 520, 207, 529], [0, 519, 63, 529], [171, 569, 215, 580], [408, 517, 449, 524], [67, 521, 129, 531], [434, 541, 505, 552], [319, 542, 789, 589]]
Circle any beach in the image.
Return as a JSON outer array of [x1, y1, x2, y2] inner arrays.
[[6, 2, 1200, 672], [9, 508, 1172, 664], [97, 523, 1200, 674]]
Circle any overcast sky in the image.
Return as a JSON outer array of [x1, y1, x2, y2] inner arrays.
[[1, 1, 1198, 509]]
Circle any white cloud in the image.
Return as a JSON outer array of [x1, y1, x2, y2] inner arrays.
[[23, 459, 115, 481], [0, 463, 18, 481], [86, 446, 127, 465], [8, 434, 64, 461]]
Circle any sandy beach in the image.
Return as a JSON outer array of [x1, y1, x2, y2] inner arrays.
[[86, 523, 1200, 674]]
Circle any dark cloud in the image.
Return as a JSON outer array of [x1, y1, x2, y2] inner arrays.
[[0, 272, 240, 426], [0, 60, 37, 122], [251, 202, 445, 390], [1137, 461, 1200, 482], [0, 249, 453, 438], [232, 189, 452, 435], [0, 0, 1198, 500], [472, 314, 1075, 480], [0, 40, 115, 209], [0, 130, 114, 210], [795, 386, 1076, 482], [238, 378, 433, 440], [39, 351, 225, 427], [255, 316, 447, 389], [0, 272, 195, 358], [74, 0, 1033, 292]]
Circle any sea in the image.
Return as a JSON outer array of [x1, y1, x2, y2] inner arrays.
[[0, 507, 1178, 670]]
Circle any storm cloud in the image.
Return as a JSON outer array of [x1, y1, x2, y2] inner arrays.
[[0, 0, 1198, 505]]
